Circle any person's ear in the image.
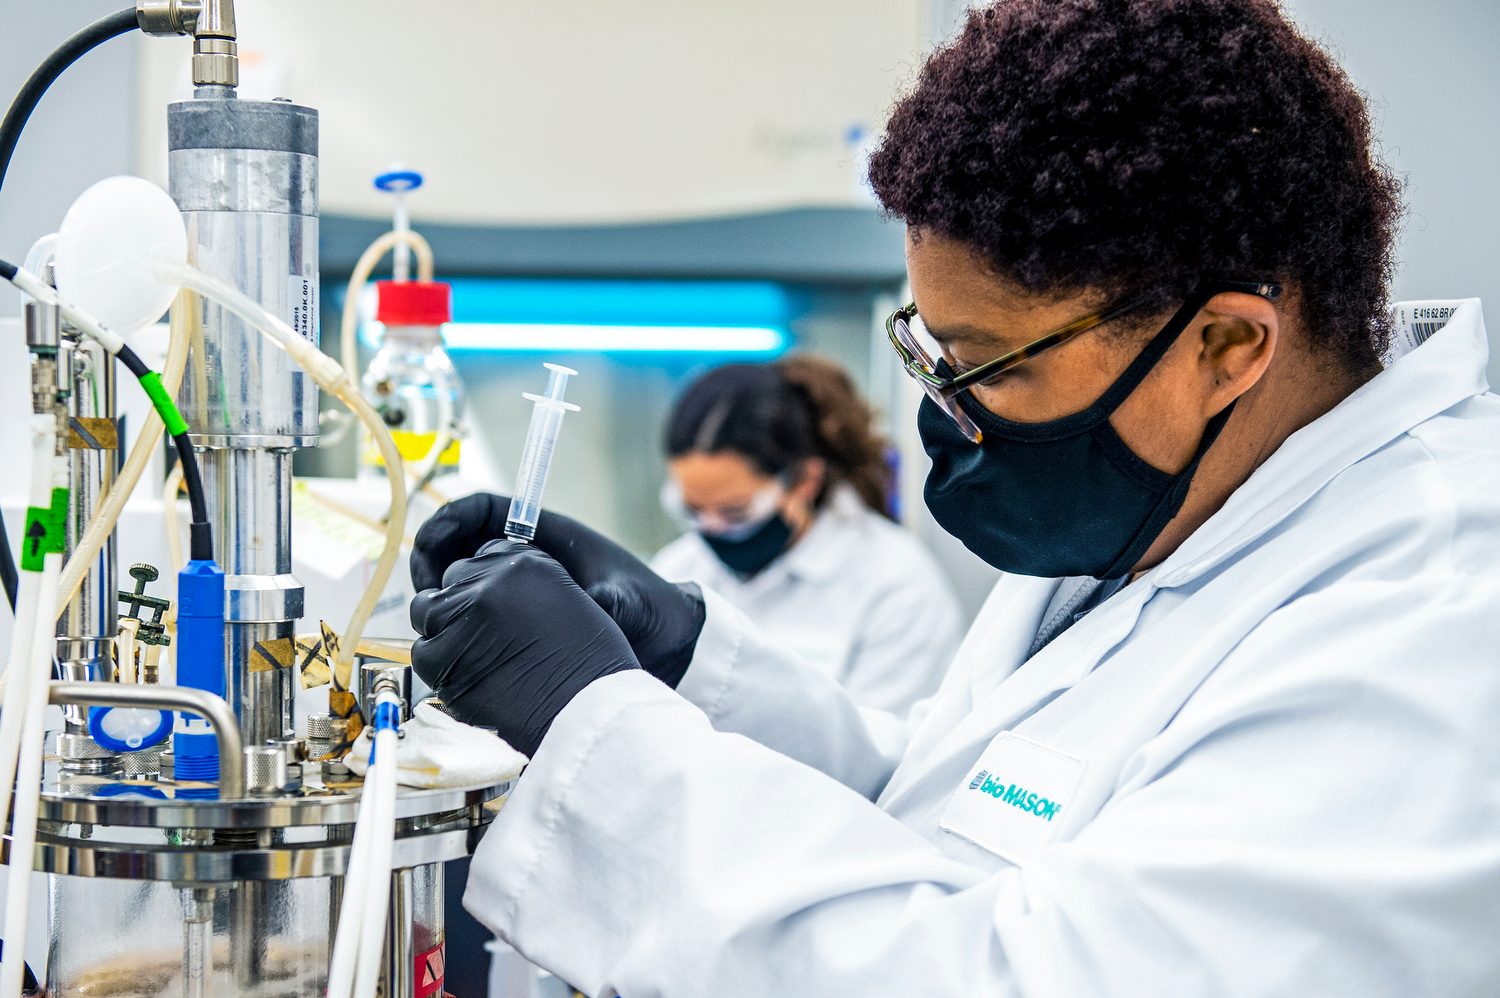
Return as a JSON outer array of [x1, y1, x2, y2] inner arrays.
[[1196, 292, 1279, 415], [789, 458, 826, 503]]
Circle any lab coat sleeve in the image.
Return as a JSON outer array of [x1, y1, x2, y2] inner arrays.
[[466, 576, 1500, 998], [674, 587, 909, 799], [467, 670, 1009, 998], [838, 563, 965, 718]]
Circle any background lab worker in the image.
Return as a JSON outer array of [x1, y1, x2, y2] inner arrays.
[[409, 0, 1500, 994], [652, 356, 963, 717]]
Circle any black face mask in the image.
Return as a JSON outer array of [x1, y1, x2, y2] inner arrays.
[[702, 514, 794, 577], [919, 291, 1236, 580]]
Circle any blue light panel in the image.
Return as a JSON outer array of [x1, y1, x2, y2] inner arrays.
[[360, 278, 795, 355]]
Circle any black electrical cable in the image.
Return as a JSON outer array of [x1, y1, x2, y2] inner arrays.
[[0, 508, 17, 611], [116, 344, 213, 562], [0, 261, 22, 602], [0, 8, 139, 199]]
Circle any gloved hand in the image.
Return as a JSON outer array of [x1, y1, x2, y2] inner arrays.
[[409, 538, 640, 758], [411, 493, 706, 687]]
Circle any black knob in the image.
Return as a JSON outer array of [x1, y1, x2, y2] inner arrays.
[[129, 563, 159, 591]]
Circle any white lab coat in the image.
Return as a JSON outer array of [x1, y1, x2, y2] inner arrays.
[[467, 300, 1500, 997], [650, 485, 964, 717]]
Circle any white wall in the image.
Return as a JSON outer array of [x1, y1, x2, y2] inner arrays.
[[0, 1, 137, 318], [1281, 0, 1500, 383]]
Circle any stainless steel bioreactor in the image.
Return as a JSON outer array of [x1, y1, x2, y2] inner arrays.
[[170, 91, 318, 749], [0, 4, 513, 997]]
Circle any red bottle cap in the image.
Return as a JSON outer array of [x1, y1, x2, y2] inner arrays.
[[375, 280, 451, 325]]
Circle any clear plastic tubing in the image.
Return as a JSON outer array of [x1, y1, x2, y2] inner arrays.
[[506, 363, 580, 542]]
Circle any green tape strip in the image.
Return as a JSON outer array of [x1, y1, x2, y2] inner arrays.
[[140, 372, 189, 437], [20, 488, 69, 572]]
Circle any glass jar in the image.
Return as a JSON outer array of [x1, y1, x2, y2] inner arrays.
[[358, 280, 465, 483]]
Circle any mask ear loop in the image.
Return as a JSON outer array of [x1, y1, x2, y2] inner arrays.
[[1095, 397, 1238, 580], [954, 287, 1220, 444]]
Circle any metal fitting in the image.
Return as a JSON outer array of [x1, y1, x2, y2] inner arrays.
[[305, 712, 334, 741], [371, 672, 403, 698], [55, 339, 74, 397], [135, 0, 202, 36], [120, 749, 163, 780], [267, 736, 308, 762], [57, 732, 122, 775], [192, 36, 238, 88], [24, 299, 59, 352], [193, 0, 235, 37], [244, 745, 289, 795], [359, 663, 412, 721]]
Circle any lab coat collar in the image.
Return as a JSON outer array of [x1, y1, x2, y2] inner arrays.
[[775, 485, 867, 585], [1152, 298, 1490, 589]]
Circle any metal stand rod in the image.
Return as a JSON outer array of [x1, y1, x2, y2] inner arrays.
[[180, 886, 215, 998], [231, 881, 266, 990], [386, 867, 414, 998], [47, 681, 244, 797]]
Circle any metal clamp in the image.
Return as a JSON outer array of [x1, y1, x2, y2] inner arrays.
[[48, 681, 245, 799]]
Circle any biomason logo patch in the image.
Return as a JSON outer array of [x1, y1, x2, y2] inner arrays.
[[968, 771, 1062, 821]]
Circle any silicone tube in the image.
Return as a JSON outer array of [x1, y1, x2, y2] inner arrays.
[[156, 263, 406, 686]]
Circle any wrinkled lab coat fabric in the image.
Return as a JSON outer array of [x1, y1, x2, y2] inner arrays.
[[651, 484, 963, 718], [468, 300, 1500, 998]]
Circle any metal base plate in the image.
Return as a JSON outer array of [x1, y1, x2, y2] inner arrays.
[[4, 757, 513, 883]]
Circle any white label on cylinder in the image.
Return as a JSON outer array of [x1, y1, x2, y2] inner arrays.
[[287, 275, 319, 371]]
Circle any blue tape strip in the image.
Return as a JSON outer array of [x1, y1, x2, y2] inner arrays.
[[373, 701, 401, 732]]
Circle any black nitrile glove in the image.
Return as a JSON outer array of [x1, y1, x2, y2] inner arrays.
[[411, 493, 706, 687], [410, 538, 640, 757]]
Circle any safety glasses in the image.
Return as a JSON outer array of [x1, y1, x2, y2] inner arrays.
[[660, 473, 789, 541], [886, 281, 1281, 444]]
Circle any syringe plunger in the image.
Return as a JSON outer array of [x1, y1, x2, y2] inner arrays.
[[506, 363, 579, 542]]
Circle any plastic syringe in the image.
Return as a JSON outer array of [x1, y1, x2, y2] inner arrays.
[[505, 363, 580, 542]]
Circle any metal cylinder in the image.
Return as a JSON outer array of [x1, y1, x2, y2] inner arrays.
[[169, 95, 318, 748], [386, 863, 445, 998], [56, 335, 118, 737], [243, 745, 288, 795], [358, 662, 413, 722], [169, 99, 319, 443]]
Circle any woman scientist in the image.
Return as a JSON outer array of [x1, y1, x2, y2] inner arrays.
[[409, 0, 1500, 994], [652, 356, 962, 717]]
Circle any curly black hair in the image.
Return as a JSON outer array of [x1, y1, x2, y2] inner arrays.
[[868, 0, 1403, 370]]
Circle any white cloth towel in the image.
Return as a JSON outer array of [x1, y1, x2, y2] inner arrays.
[[345, 702, 528, 788]]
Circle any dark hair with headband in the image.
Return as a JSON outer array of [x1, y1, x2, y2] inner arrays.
[[868, 0, 1403, 371], [665, 356, 893, 518]]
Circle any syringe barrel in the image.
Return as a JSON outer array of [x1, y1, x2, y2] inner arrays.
[[505, 400, 569, 542]]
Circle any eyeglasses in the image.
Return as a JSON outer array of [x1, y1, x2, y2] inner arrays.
[[661, 473, 789, 541], [887, 281, 1282, 444]]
